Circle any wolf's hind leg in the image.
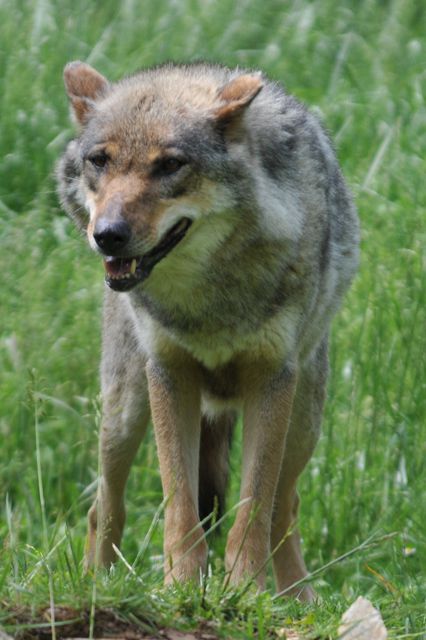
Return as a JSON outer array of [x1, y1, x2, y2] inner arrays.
[[271, 339, 328, 602], [198, 411, 236, 530], [85, 323, 150, 569]]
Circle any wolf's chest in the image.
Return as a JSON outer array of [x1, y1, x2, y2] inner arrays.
[[128, 288, 299, 373]]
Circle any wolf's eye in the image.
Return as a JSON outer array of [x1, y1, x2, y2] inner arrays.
[[156, 157, 186, 176], [88, 151, 109, 169]]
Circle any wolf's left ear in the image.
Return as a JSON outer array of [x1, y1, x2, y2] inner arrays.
[[213, 74, 263, 123], [64, 61, 109, 125]]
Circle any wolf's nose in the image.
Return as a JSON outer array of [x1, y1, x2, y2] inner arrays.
[[93, 219, 131, 253]]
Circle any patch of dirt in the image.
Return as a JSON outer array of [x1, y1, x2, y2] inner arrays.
[[2, 607, 219, 640]]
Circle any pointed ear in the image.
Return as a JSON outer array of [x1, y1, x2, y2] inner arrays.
[[213, 74, 263, 123], [64, 61, 109, 125]]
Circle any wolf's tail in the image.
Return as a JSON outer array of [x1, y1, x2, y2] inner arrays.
[[198, 411, 236, 532]]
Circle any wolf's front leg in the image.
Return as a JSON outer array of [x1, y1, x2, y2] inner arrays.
[[146, 359, 207, 583], [225, 365, 296, 589]]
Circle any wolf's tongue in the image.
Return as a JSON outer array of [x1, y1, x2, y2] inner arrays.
[[104, 257, 137, 278]]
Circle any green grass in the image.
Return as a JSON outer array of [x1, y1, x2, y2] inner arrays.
[[1, 0, 425, 637]]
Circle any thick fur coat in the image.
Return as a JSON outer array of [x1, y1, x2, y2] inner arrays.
[[57, 61, 359, 600]]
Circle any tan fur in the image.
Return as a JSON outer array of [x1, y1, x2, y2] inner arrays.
[[225, 365, 297, 588], [214, 74, 263, 120], [57, 61, 359, 600], [64, 61, 108, 124]]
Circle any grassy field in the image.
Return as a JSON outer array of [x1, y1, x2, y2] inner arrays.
[[1, 0, 425, 637]]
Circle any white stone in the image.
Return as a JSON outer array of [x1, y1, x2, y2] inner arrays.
[[338, 596, 388, 639]]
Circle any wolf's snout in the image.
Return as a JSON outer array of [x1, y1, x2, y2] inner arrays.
[[93, 218, 131, 254]]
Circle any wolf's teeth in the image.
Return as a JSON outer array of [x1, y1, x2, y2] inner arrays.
[[130, 259, 137, 274]]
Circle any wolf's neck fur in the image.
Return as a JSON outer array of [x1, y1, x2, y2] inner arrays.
[[124, 211, 305, 369]]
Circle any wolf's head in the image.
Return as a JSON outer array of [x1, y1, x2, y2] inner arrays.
[[58, 61, 263, 292]]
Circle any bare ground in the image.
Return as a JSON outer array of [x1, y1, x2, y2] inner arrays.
[[1, 607, 220, 640]]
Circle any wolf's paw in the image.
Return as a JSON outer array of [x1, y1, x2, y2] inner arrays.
[[225, 530, 267, 590], [164, 531, 208, 584]]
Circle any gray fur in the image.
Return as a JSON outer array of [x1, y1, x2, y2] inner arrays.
[[57, 61, 359, 596]]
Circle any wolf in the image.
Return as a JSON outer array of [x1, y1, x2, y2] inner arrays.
[[57, 60, 359, 601]]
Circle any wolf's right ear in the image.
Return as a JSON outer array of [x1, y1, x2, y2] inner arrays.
[[64, 61, 109, 125]]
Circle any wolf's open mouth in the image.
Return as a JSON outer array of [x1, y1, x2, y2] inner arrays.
[[103, 217, 192, 292]]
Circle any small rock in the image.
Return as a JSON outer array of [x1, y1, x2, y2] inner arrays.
[[163, 632, 199, 640], [276, 629, 301, 639], [338, 596, 388, 639], [0, 630, 14, 640]]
